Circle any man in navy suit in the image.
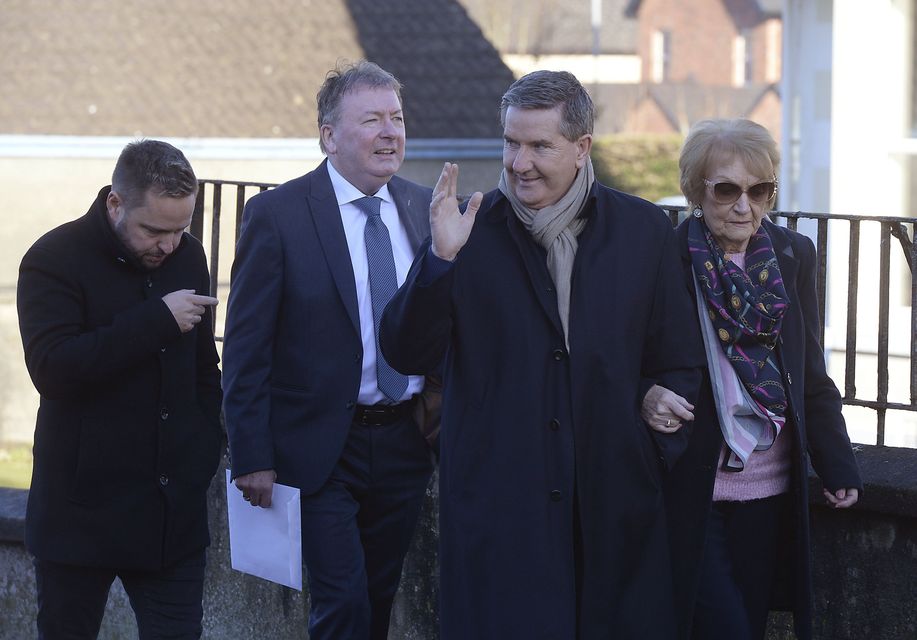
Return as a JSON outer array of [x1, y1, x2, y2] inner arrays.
[[222, 61, 434, 640]]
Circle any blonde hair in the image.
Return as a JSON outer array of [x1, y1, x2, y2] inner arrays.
[[679, 119, 780, 209]]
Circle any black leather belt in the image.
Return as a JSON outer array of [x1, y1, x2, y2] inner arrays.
[[353, 398, 416, 426]]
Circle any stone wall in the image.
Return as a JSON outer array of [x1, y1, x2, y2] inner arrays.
[[1, 446, 914, 639]]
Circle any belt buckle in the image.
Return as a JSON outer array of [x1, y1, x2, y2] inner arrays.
[[358, 404, 388, 426]]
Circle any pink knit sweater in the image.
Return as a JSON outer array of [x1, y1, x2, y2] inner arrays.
[[712, 421, 793, 501]]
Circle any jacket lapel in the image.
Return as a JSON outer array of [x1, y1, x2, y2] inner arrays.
[[766, 219, 800, 292], [389, 176, 426, 252], [676, 218, 695, 292], [496, 194, 565, 339], [308, 160, 360, 335]]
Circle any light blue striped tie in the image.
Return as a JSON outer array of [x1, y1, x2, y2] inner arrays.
[[354, 196, 409, 402]]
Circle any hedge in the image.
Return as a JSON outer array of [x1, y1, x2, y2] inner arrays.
[[591, 133, 684, 205]]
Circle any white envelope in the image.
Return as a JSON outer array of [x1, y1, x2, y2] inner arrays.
[[225, 469, 303, 590]]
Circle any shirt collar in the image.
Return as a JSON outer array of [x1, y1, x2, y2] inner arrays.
[[326, 160, 393, 207]]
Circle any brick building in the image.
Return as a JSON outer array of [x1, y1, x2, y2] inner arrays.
[[624, 0, 782, 134], [459, 0, 783, 136]]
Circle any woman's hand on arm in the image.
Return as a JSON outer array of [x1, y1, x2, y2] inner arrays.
[[642, 384, 695, 433]]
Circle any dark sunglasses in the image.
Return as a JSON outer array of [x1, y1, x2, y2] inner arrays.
[[704, 178, 777, 205]]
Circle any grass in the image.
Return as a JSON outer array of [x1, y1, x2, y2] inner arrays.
[[0, 445, 33, 489]]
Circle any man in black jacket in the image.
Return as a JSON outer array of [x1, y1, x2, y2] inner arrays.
[[17, 139, 223, 639]]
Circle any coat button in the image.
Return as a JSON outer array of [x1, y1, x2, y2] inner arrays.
[[353, 354, 360, 362], [159, 474, 169, 486], [549, 418, 560, 431], [786, 372, 793, 385], [550, 489, 562, 502], [552, 349, 566, 361], [345, 401, 355, 410], [160, 347, 166, 353], [146, 278, 153, 288], [160, 407, 169, 420]]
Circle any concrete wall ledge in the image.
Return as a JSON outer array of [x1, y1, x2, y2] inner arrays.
[[4, 444, 914, 544], [0, 486, 25, 543], [827, 444, 917, 518]]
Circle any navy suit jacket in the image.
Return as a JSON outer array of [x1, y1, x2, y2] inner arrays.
[[222, 160, 432, 494]]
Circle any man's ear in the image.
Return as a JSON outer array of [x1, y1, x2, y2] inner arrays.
[[575, 134, 593, 169], [320, 124, 336, 155], [106, 190, 123, 224]]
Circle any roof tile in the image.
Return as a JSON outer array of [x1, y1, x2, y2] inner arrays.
[[1, 0, 513, 138]]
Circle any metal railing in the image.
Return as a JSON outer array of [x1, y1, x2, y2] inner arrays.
[[193, 179, 917, 446], [191, 179, 274, 304]]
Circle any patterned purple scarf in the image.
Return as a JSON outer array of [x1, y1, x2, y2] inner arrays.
[[687, 217, 789, 421]]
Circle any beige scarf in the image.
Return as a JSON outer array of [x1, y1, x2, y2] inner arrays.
[[498, 157, 596, 348]]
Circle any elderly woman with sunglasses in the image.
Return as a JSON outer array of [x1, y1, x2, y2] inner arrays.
[[656, 119, 862, 640]]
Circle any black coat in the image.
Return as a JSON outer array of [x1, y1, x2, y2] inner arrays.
[[382, 185, 705, 640], [17, 186, 223, 571], [664, 218, 863, 640]]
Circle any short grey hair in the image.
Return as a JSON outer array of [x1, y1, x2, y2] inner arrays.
[[316, 60, 402, 153], [499, 70, 594, 141]]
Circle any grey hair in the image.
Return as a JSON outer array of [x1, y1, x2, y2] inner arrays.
[[317, 60, 403, 153], [499, 70, 594, 141]]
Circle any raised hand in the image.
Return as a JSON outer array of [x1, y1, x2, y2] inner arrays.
[[162, 289, 218, 333], [430, 162, 483, 262]]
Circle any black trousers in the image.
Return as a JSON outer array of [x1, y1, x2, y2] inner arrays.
[[300, 414, 433, 640], [692, 494, 791, 640], [33, 549, 206, 640]]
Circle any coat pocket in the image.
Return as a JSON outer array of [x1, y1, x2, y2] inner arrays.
[[633, 414, 663, 493], [70, 416, 155, 505]]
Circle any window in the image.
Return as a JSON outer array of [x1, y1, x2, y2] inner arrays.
[[651, 30, 671, 83], [733, 30, 754, 86]]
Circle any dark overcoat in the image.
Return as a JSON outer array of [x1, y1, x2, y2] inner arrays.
[[382, 185, 705, 639], [664, 218, 863, 640], [17, 186, 223, 571]]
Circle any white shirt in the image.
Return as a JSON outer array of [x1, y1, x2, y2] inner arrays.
[[326, 160, 424, 404]]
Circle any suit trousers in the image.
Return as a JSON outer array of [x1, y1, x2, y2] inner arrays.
[[33, 550, 206, 640], [691, 494, 791, 640], [301, 413, 433, 640]]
